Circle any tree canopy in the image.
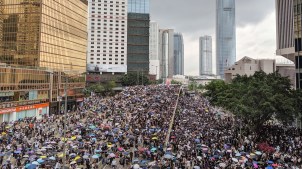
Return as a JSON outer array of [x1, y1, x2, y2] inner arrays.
[[205, 71, 300, 129], [119, 73, 150, 86]]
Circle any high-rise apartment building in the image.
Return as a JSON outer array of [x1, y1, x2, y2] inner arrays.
[[199, 36, 213, 75], [87, 0, 128, 74], [127, 0, 150, 74], [0, 0, 88, 72], [173, 33, 184, 75], [216, 0, 236, 78], [0, 0, 87, 121], [159, 29, 174, 79], [149, 21, 159, 79], [275, 0, 302, 88]]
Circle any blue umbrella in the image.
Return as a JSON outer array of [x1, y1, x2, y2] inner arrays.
[[266, 166, 273, 169], [27, 164, 37, 169], [194, 139, 200, 143], [151, 147, 157, 152], [92, 154, 100, 159], [113, 138, 118, 143], [83, 155, 89, 159], [235, 153, 241, 157], [0, 153, 5, 157], [14, 150, 21, 154], [95, 150, 101, 153], [37, 159, 44, 163], [123, 152, 129, 155], [25, 163, 31, 168], [164, 154, 173, 159], [267, 161, 273, 164]]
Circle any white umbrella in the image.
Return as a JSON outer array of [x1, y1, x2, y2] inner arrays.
[[133, 164, 140, 169], [232, 158, 238, 163], [219, 163, 226, 168]]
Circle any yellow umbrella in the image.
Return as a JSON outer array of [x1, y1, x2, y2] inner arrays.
[[250, 153, 255, 156], [5, 126, 9, 129], [1, 132, 6, 135], [152, 137, 158, 140], [61, 138, 68, 141], [40, 156, 47, 159], [74, 156, 81, 161], [57, 153, 64, 158], [71, 136, 77, 140]]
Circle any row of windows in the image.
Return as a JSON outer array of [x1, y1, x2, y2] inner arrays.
[[90, 39, 126, 42], [91, 11, 125, 15], [90, 19, 126, 22], [90, 27, 125, 31], [91, 46, 125, 49], [90, 62, 125, 65], [91, 23, 125, 27], [91, 0, 126, 4], [90, 42, 125, 45], [90, 6, 125, 12], [90, 50, 125, 53], [90, 54, 125, 57], [90, 58, 124, 61], [91, 4, 125, 8]]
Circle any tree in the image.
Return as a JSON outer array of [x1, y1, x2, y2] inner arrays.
[[205, 71, 297, 129], [171, 80, 182, 85], [120, 73, 150, 86], [104, 81, 116, 93], [84, 84, 105, 95]]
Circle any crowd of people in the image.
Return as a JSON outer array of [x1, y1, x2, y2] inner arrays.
[[0, 85, 301, 169]]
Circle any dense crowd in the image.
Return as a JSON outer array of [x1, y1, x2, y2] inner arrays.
[[0, 85, 301, 169]]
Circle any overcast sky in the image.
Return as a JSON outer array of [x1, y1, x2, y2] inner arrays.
[[150, 0, 277, 76]]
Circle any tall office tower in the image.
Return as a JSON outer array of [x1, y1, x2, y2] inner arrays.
[[87, 0, 128, 74], [216, 0, 236, 78], [127, 0, 150, 74], [0, 0, 87, 120], [0, 0, 88, 72], [149, 21, 160, 79], [173, 33, 184, 75], [159, 29, 174, 79], [276, 0, 301, 88], [199, 36, 213, 75]]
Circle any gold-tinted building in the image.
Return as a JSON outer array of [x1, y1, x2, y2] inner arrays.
[[0, 0, 87, 72]]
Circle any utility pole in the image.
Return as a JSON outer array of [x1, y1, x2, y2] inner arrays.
[[62, 75, 68, 168]]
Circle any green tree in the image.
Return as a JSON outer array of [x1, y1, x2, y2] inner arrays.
[[205, 71, 297, 129], [84, 84, 105, 95], [120, 73, 150, 86], [104, 81, 116, 93], [171, 80, 182, 85]]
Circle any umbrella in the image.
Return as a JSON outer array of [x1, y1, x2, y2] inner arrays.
[[151, 137, 158, 140], [37, 159, 44, 163], [74, 156, 81, 161], [194, 139, 200, 143], [164, 154, 173, 159], [193, 166, 201, 169], [83, 155, 89, 159], [232, 158, 239, 163], [267, 161, 273, 164], [49, 156, 56, 161], [40, 156, 47, 159], [219, 163, 226, 168], [70, 161, 76, 165], [255, 151, 262, 155], [92, 154, 99, 159], [27, 164, 37, 169], [133, 158, 139, 163], [151, 147, 157, 152], [32, 161, 40, 165], [71, 136, 77, 140], [123, 152, 129, 155], [69, 153, 76, 158], [133, 164, 140, 169], [14, 150, 21, 154], [23, 155, 29, 158], [266, 166, 273, 169], [117, 147, 123, 151], [235, 153, 241, 157], [109, 153, 115, 158]]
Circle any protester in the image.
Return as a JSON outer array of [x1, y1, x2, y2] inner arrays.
[[0, 85, 300, 169]]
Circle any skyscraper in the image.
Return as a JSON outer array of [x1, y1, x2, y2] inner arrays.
[[275, 0, 301, 88], [149, 22, 160, 79], [199, 36, 213, 75], [127, 0, 150, 74], [0, 0, 88, 72], [159, 29, 174, 79], [87, 0, 128, 74], [216, 0, 236, 78], [173, 33, 184, 75]]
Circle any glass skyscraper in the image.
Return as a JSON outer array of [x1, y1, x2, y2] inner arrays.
[[128, 0, 150, 14], [199, 36, 213, 75], [173, 33, 184, 75], [0, 0, 88, 72], [216, 0, 236, 78]]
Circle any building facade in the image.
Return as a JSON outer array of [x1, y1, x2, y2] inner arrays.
[[128, 0, 149, 13], [0, 0, 88, 72], [216, 0, 236, 78], [0, 0, 87, 121], [149, 22, 159, 79], [159, 29, 174, 79], [275, 0, 302, 88], [173, 33, 184, 75], [87, 0, 128, 74], [224, 56, 276, 82], [199, 35, 213, 75], [127, 0, 150, 74]]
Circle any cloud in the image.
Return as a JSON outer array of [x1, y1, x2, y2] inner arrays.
[[150, 0, 276, 76]]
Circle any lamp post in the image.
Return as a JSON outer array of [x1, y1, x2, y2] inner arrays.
[[62, 75, 68, 168]]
